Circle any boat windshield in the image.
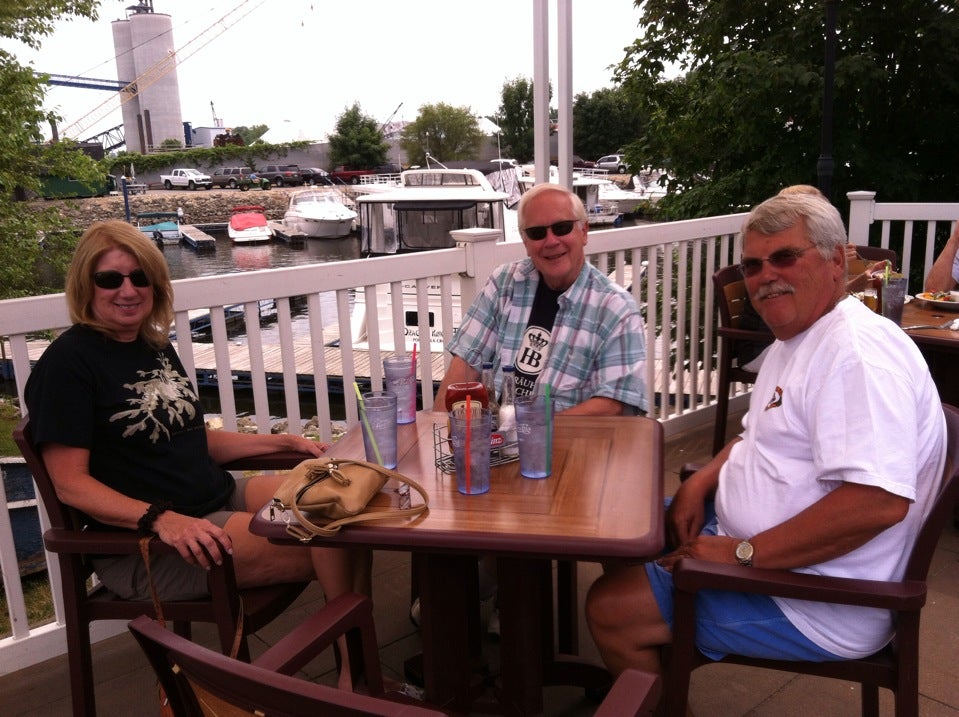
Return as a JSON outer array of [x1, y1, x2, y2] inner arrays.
[[402, 171, 483, 188]]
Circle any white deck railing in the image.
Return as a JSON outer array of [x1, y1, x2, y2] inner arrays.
[[1, 190, 957, 674]]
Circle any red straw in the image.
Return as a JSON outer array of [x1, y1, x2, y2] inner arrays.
[[465, 395, 472, 493], [411, 342, 417, 373]]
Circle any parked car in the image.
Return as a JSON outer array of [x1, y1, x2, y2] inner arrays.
[[596, 154, 630, 173], [257, 164, 303, 187], [299, 167, 332, 186], [373, 162, 403, 174], [572, 155, 596, 169], [210, 167, 271, 191]]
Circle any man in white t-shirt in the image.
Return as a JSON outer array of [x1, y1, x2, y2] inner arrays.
[[586, 191, 947, 698]]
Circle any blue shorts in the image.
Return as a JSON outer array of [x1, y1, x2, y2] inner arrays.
[[646, 502, 841, 662]]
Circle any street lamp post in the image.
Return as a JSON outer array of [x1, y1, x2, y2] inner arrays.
[[817, 0, 839, 201]]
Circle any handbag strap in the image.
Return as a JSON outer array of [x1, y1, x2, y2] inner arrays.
[[138, 535, 245, 659], [285, 458, 430, 541]]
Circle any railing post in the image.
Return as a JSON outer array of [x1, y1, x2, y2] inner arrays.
[[847, 191, 877, 246], [450, 229, 503, 310]]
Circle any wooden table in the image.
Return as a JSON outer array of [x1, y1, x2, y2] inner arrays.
[[251, 411, 664, 715], [901, 299, 959, 405]]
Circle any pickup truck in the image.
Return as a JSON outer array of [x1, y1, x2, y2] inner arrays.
[[329, 166, 375, 185], [160, 168, 213, 190]]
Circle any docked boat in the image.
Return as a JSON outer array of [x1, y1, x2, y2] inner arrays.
[[136, 209, 183, 245], [228, 205, 273, 244], [282, 188, 357, 239], [517, 166, 623, 227], [355, 168, 517, 254]]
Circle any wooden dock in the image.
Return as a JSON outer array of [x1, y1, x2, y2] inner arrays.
[[269, 220, 308, 244], [180, 224, 216, 250]]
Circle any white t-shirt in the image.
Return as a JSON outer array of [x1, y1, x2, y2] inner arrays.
[[716, 296, 946, 658]]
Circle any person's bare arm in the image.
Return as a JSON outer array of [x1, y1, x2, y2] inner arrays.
[[204, 428, 328, 465], [659, 481, 908, 571], [41, 442, 234, 568], [560, 396, 627, 416], [925, 222, 959, 293]]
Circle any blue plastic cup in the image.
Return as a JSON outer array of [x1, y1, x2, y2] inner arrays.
[[514, 395, 553, 479], [450, 408, 492, 495], [360, 391, 397, 469], [383, 356, 417, 424]]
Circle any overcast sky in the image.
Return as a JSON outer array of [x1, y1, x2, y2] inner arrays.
[[2, 0, 644, 144]]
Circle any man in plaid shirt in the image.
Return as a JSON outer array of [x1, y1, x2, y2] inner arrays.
[[435, 182, 646, 415]]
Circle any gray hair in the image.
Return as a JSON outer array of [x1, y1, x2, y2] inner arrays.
[[517, 182, 587, 228], [742, 193, 847, 260]]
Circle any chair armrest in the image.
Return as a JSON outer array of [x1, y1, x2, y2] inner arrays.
[[43, 528, 179, 556], [253, 593, 374, 675], [593, 668, 661, 716], [220, 451, 315, 472], [673, 558, 927, 611]]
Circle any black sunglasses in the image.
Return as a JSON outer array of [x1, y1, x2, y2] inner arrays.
[[740, 246, 816, 278], [92, 269, 151, 289], [522, 220, 579, 241]]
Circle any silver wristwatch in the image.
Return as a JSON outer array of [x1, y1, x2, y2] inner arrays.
[[735, 540, 754, 567]]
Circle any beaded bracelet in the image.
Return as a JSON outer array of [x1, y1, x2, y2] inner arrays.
[[137, 501, 172, 535]]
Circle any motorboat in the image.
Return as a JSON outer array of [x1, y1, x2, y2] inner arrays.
[[136, 209, 183, 245], [228, 205, 273, 244], [282, 188, 357, 239], [355, 168, 517, 254], [517, 166, 624, 227]]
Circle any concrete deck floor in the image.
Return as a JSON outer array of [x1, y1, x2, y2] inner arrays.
[[2, 412, 958, 716]]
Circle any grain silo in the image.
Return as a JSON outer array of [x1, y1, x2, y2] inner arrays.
[[111, 2, 184, 154]]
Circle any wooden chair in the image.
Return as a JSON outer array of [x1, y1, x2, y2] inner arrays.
[[711, 264, 774, 454], [853, 244, 899, 268], [666, 402, 959, 717], [129, 594, 662, 717], [13, 416, 312, 717]]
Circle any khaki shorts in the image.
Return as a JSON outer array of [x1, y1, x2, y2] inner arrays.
[[91, 476, 250, 601]]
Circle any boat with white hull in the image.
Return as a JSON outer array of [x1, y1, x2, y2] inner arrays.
[[355, 168, 517, 254], [228, 205, 273, 244], [283, 188, 357, 239]]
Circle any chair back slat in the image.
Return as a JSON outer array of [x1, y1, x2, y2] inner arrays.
[[904, 402, 959, 581], [723, 280, 749, 329]]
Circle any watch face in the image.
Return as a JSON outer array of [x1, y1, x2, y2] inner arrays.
[[736, 541, 753, 563]]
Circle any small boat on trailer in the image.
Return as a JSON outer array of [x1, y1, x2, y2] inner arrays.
[[228, 205, 273, 244]]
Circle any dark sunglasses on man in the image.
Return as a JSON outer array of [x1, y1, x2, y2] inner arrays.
[[522, 220, 580, 241], [740, 246, 816, 278], [92, 269, 151, 289]]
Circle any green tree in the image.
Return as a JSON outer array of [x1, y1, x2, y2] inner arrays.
[[616, 0, 959, 218], [572, 86, 646, 164], [0, 0, 101, 300], [399, 103, 484, 166], [492, 76, 543, 163], [327, 103, 389, 170], [235, 124, 269, 144]]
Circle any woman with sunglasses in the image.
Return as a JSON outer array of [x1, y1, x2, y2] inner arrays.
[[24, 220, 368, 687]]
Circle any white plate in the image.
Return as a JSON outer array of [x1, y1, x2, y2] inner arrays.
[[916, 291, 959, 310]]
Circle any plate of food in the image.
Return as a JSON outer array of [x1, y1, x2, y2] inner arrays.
[[915, 291, 959, 310]]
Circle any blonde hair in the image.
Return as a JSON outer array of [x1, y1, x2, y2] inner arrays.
[[65, 220, 174, 349]]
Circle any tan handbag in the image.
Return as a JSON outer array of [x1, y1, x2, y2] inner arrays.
[[271, 457, 429, 540]]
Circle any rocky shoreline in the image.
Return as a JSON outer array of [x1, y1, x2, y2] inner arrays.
[[29, 185, 307, 229]]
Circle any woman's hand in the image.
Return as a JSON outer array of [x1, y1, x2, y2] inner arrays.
[[281, 433, 331, 456], [152, 511, 233, 569]]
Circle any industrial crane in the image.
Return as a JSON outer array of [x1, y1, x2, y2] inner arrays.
[[58, 0, 265, 140]]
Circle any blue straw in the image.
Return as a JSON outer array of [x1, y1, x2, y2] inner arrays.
[[354, 382, 383, 464]]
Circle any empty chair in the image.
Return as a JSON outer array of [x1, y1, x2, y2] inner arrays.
[[711, 264, 774, 454], [130, 592, 662, 717]]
